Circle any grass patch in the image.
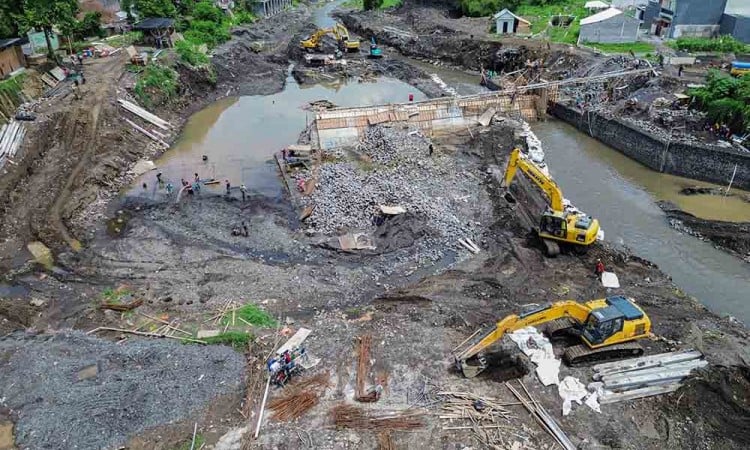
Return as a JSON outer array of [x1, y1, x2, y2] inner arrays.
[[342, 0, 402, 9], [0, 72, 26, 104], [583, 41, 655, 54], [173, 433, 205, 450], [175, 40, 210, 66], [223, 304, 277, 327], [101, 286, 133, 303], [134, 64, 179, 107], [668, 35, 749, 54], [202, 331, 253, 349]]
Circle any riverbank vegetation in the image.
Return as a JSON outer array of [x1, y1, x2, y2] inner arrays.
[[669, 35, 749, 54], [690, 70, 750, 134]]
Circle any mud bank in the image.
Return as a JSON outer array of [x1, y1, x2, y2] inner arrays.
[[550, 102, 750, 191], [337, 8, 546, 73], [659, 200, 750, 262]]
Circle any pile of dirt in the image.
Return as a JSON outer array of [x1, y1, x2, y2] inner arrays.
[[658, 366, 750, 448], [658, 201, 750, 262], [0, 331, 245, 450]]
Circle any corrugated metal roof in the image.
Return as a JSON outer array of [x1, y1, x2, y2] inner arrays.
[[580, 7, 623, 25]]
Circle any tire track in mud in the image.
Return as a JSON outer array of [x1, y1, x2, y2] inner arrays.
[[47, 58, 122, 251]]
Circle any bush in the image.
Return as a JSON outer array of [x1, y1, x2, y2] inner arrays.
[[669, 35, 749, 54], [175, 39, 210, 66], [184, 21, 230, 47], [134, 64, 179, 107], [202, 331, 253, 349], [223, 304, 277, 328], [690, 70, 750, 134]]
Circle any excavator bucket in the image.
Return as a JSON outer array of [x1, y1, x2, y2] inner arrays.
[[457, 357, 487, 378]]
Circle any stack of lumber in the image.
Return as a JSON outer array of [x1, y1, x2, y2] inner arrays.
[[593, 349, 707, 404], [0, 120, 26, 169], [117, 99, 172, 147]]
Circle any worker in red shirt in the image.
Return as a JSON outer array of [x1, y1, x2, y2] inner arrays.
[[594, 259, 605, 279]]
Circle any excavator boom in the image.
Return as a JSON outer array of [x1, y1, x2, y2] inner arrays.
[[501, 148, 601, 253], [454, 296, 651, 377], [502, 148, 564, 211], [455, 300, 592, 377]]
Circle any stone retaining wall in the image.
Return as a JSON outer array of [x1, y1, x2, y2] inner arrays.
[[549, 103, 750, 190]]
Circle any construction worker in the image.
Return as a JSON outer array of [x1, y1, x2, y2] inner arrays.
[[595, 259, 605, 278], [240, 184, 247, 201], [225, 179, 231, 196]]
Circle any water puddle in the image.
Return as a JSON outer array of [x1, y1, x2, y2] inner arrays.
[[127, 71, 426, 200]]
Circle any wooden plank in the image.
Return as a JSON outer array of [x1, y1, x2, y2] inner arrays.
[[276, 327, 312, 356], [593, 350, 702, 376]]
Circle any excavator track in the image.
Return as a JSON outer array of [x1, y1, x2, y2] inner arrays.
[[564, 341, 643, 366], [541, 318, 576, 339]]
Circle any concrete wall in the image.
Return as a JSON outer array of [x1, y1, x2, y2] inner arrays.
[[673, 0, 727, 25], [579, 14, 641, 43], [669, 0, 727, 37], [252, 0, 291, 18], [549, 103, 750, 190], [720, 14, 750, 44]]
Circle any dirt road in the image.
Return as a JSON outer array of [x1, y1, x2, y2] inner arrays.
[[0, 57, 129, 263]]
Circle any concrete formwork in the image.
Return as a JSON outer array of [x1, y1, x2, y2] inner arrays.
[[314, 87, 555, 149]]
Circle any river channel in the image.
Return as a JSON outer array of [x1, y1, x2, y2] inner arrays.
[[534, 120, 750, 323], [131, 2, 750, 323]]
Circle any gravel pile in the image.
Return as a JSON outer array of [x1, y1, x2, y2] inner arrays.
[[305, 125, 478, 246], [0, 331, 245, 450]]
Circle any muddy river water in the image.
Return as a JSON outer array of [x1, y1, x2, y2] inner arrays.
[[534, 120, 750, 323], [132, 2, 750, 323]]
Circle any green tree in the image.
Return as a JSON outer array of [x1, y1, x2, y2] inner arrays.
[[21, 0, 78, 58], [363, 0, 383, 11], [134, 0, 177, 18], [0, 0, 24, 38]]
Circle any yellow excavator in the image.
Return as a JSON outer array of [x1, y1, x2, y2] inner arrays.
[[502, 148, 601, 256], [333, 23, 360, 53], [300, 24, 359, 53], [454, 296, 652, 377]]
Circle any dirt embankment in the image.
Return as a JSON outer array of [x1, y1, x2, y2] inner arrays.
[[0, 7, 316, 275], [659, 200, 750, 262], [337, 8, 546, 73]]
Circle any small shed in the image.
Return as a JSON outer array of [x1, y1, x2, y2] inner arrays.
[[133, 18, 175, 48], [493, 9, 531, 35], [0, 38, 26, 78], [579, 8, 640, 43]]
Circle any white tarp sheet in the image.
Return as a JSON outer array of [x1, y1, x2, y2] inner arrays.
[[508, 327, 560, 386]]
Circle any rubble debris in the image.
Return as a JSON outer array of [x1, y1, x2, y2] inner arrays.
[[268, 372, 330, 421], [305, 125, 480, 258], [0, 331, 244, 450], [331, 404, 424, 431]]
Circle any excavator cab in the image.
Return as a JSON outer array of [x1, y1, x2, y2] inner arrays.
[[540, 212, 566, 238]]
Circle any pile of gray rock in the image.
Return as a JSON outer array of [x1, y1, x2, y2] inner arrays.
[[304, 125, 478, 248]]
